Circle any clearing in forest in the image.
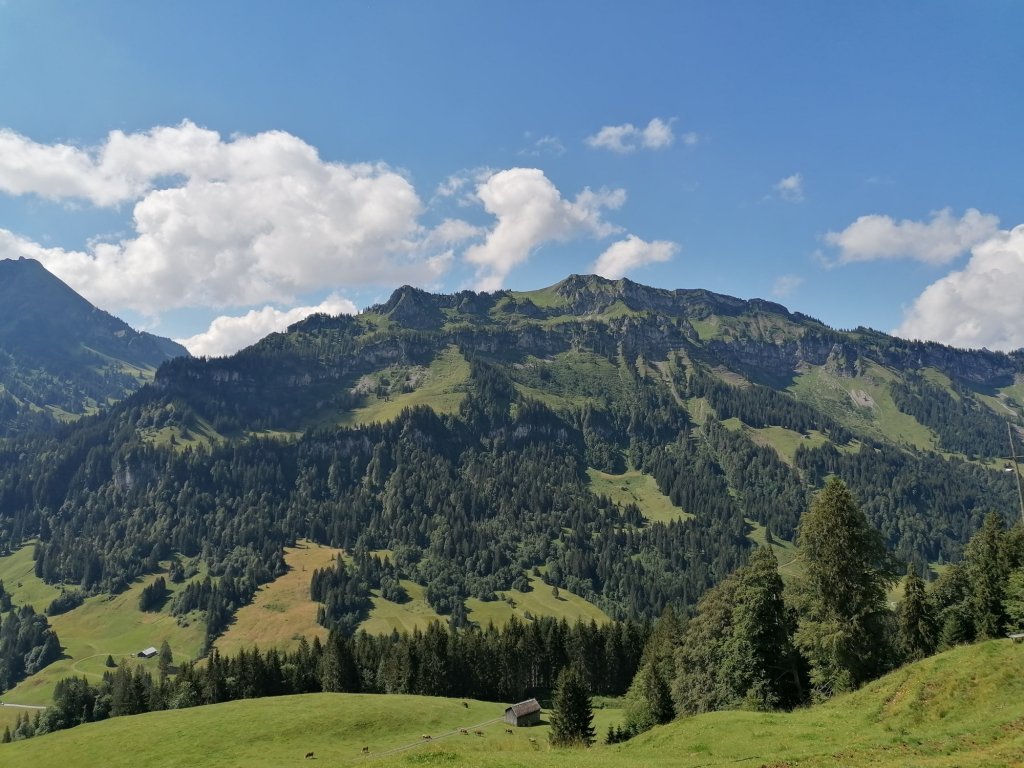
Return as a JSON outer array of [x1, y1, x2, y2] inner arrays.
[[587, 468, 691, 523], [216, 540, 342, 656]]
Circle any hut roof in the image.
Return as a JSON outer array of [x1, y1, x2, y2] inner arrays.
[[506, 699, 541, 718]]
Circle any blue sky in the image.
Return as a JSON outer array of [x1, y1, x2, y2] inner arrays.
[[1, 1, 1023, 355]]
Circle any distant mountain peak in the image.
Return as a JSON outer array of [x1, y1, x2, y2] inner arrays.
[[0, 258, 189, 435]]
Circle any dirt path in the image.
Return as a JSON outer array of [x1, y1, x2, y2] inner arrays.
[[70, 651, 137, 678]]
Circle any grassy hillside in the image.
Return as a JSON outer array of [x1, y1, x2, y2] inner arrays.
[[0, 546, 206, 706], [339, 345, 470, 427], [360, 579, 446, 635], [2, 640, 1022, 767], [466, 574, 610, 628], [217, 537, 612, 648], [789, 362, 938, 450], [363, 574, 610, 634], [0, 543, 62, 611], [215, 541, 340, 656], [587, 468, 692, 523]]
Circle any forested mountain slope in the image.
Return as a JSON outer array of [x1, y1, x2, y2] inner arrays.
[[0, 258, 188, 435], [0, 274, 1022, 669]]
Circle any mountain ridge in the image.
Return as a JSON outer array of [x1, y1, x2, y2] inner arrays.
[[0, 257, 189, 434]]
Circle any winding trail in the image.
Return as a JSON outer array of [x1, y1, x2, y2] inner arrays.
[[69, 651, 136, 678]]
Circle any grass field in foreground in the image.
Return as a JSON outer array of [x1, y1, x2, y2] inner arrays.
[[2, 640, 1022, 768]]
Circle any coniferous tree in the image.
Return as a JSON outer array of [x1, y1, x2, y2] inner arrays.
[[549, 666, 595, 747], [898, 564, 936, 662], [966, 512, 1010, 639], [639, 605, 683, 685], [792, 478, 893, 698], [929, 563, 975, 648], [623, 660, 674, 734], [728, 547, 804, 709], [158, 640, 173, 680]]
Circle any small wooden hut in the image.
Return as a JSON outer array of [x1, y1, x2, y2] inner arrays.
[[504, 698, 541, 727]]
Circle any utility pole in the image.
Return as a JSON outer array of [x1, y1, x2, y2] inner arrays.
[[1008, 422, 1024, 526]]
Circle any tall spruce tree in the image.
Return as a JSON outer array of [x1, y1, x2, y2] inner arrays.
[[792, 477, 893, 697], [727, 546, 804, 709], [965, 512, 1010, 639], [549, 666, 595, 747], [898, 564, 936, 661]]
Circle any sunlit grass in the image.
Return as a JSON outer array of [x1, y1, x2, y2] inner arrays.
[[3, 641, 1022, 767], [587, 468, 692, 522]]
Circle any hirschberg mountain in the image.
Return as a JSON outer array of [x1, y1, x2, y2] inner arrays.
[[1, 273, 1022, 642], [0, 257, 189, 435]]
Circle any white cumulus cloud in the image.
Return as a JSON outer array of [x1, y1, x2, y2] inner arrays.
[[585, 118, 676, 153], [825, 207, 999, 265], [0, 122, 464, 315], [177, 295, 358, 358], [464, 168, 626, 291], [895, 224, 1024, 351], [591, 235, 677, 279], [0, 122, 223, 205]]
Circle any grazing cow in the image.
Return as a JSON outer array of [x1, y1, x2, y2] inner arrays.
[[462, 701, 468, 708], [421, 734, 431, 740], [361, 746, 369, 755], [304, 752, 315, 759], [505, 728, 513, 735], [474, 730, 483, 736], [528, 737, 537, 744], [459, 728, 469, 735]]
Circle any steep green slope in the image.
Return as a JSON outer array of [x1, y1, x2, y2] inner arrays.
[[2, 640, 1021, 767]]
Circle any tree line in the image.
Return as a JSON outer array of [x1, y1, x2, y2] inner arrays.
[[7, 614, 647, 741]]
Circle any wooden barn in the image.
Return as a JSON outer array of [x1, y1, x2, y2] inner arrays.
[[504, 698, 541, 727], [137, 646, 158, 659]]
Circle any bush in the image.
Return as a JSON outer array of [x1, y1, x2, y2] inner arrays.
[[45, 590, 85, 617]]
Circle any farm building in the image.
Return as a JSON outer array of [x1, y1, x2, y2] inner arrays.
[[504, 698, 541, 727], [137, 646, 158, 659]]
